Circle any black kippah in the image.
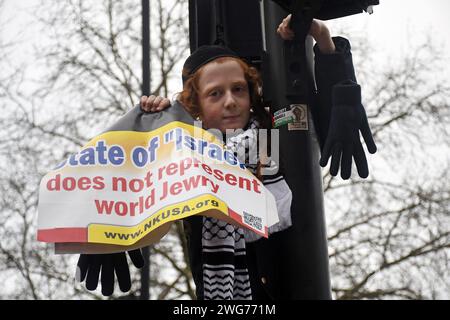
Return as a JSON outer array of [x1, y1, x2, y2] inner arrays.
[[182, 45, 239, 85]]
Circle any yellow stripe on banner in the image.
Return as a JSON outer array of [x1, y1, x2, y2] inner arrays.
[[86, 121, 219, 148], [88, 195, 228, 246]]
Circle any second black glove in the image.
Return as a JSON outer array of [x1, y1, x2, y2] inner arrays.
[[319, 80, 377, 179], [76, 249, 145, 296]]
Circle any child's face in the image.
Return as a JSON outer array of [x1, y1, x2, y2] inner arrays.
[[197, 59, 251, 133]]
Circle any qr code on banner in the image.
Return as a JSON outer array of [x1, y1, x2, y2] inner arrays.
[[243, 211, 262, 231]]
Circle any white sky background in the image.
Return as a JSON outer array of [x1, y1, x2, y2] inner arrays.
[[328, 0, 450, 61], [2, 0, 450, 92], [1, 0, 449, 299]]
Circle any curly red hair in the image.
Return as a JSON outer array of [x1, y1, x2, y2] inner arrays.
[[178, 57, 271, 129]]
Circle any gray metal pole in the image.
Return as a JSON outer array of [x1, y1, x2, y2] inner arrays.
[[261, 0, 331, 299], [187, 0, 330, 299], [141, 0, 151, 301]]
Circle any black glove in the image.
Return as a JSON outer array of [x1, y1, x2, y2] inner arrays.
[[76, 249, 145, 296], [319, 80, 377, 179]]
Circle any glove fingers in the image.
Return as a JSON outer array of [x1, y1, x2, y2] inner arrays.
[[330, 144, 342, 176], [114, 253, 132, 293], [76, 254, 89, 282], [360, 113, 377, 154], [341, 146, 352, 180], [354, 142, 369, 178], [101, 254, 115, 296], [128, 249, 145, 269], [85, 255, 102, 291], [319, 136, 333, 167]]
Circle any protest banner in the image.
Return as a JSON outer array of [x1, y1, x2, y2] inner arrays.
[[37, 106, 279, 254]]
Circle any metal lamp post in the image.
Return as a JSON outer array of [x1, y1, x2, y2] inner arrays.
[[187, 0, 378, 299], [141, 0, 151, 301]]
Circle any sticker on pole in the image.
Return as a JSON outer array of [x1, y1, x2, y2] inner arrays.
[[273, 104, 308, 130], [288, 104, 308, 131]]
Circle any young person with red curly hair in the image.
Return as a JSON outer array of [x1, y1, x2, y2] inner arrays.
[[173, 45, 293, 300], [77, 15, 372, 300], [139, 18, 338, 300]]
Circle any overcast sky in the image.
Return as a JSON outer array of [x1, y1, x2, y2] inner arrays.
[[2, 0, 449, 79], [1, 0, 449, 110], [332, 0, 450, 47], [328, 0, 450, 64]]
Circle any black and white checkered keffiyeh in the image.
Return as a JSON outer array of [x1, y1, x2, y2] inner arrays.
[[201, 117, 292, 300]]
